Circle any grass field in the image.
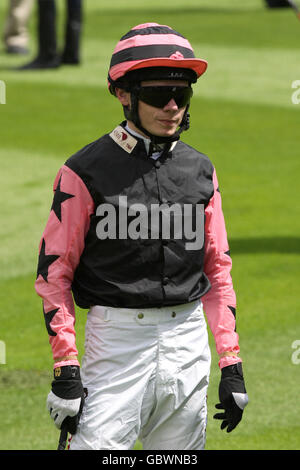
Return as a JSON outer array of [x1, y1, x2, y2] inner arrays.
[[0, 0, 300, 450]]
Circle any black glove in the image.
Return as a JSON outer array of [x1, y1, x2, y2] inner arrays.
[[214, 362, 248, 433], [47, 365, 85, 435]]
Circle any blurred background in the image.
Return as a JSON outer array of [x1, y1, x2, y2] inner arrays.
[[0, 0, 299, 450]]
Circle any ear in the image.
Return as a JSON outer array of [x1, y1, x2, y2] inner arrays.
[[115, 88, 131, 107]]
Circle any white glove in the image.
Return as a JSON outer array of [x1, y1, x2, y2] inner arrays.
[[47, 390, 82, 430]]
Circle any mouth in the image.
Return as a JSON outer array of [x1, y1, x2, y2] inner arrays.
[[158, 119, 178, 126]]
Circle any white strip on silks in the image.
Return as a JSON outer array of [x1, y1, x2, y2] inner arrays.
[[69, 300, 211, 450]]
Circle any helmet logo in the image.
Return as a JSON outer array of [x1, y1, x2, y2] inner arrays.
[[169, 72, 184, 79], [121, 132, 128, 141], [169, 51, 184, 60]]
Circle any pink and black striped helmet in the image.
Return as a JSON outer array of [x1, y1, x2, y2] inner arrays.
[[108, 23, 207, 93]]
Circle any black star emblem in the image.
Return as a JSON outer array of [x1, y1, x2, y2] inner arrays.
[[43, 304, 59, 336], [228, 305, 237, 332], [36, 238, 60, 282], [227, 305, 236, 318], [51, 175, 74, 222]]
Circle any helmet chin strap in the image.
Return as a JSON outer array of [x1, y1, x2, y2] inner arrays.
[[123, 87, 191, 155]]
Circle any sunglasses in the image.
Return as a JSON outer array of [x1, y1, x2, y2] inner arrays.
[[138, 86, 193, 109]]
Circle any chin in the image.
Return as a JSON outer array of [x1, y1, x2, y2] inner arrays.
[[163, 129, 178, 137], [156, 127, 178, 137]]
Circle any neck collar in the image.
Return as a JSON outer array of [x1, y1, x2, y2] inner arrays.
[[124, 122, 178, 157]]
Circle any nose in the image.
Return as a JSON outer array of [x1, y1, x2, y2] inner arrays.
[[163, 98, 178, 111]]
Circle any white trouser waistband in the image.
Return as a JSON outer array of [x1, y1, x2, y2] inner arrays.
[[89, 299, 202, 325]]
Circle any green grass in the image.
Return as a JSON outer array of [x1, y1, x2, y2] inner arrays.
[[0, 0, 300, 450]]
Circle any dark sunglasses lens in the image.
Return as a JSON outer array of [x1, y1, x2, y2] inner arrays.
[[139, 87, 192, 108], [175, 87, 193, 107], [138, 88, 168, 107]]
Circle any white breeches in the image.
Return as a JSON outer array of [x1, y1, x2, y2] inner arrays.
[[69, 300, 211, 450]]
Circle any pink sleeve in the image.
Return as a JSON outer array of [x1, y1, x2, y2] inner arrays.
[[35, 164, 94, 368], [201, 168, 242, 369]]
